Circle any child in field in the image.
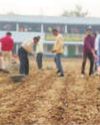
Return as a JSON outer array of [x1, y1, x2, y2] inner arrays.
[[52, 29, 64, 77], [34, 36, 44, 70]]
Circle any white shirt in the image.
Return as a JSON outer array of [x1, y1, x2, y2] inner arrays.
[[36, 41, 44, 54], [21, 40, 33, 54], [95, 34, 100, 51]]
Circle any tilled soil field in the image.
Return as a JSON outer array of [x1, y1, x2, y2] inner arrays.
[[0, 59, 100, 125]]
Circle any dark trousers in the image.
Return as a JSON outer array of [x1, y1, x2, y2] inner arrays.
[[36, 53, 43, 69], [81, 53, 94, 75], [55, 54, 64, 75], [18, 47, 29, 75]]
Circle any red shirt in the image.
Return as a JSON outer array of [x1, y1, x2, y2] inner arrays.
[[0, 35, 14, 51]]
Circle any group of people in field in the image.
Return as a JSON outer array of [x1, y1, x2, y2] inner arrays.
[[18, 29, 64, 77], [0, 27, 100, 78], [0, 29, 64, 77]]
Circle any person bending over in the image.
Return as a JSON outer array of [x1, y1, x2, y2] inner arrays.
[[18, 39, 34, 75]]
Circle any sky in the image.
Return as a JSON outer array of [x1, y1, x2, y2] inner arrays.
[[0, 0, 100, 17]]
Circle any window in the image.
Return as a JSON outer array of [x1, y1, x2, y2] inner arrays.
[[78, 45, 83, 55], [44, 24, 65, 33], [67, 25, 87, 34], [44, 44, 53, 53], [18, 23, 41, 32], [92, 25, 100, 32], [0, 22, 16, 31]]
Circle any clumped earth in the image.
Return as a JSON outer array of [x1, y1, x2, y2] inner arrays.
[[0, 59, 100, 125]]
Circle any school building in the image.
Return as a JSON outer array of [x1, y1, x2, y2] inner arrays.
[[0, 15, 99, 57]]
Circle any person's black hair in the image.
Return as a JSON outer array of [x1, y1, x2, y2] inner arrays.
[[6, 32, 12, 36], [37, 36, 41, 40], [33, 36, 39, 41], [52, 28, 58, 32]]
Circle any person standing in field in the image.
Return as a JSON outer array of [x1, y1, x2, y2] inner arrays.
[[0, 44, 4, 72], [81, 27, 96, 76], [34, 36, 44, 70], [0, 32, 14, 72], [92, 32, 97, 72], [52, 29, 64, 77], [95, 33, 100, 75]]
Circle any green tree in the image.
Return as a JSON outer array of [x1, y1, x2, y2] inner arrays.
[[62, 5, 88, 17]]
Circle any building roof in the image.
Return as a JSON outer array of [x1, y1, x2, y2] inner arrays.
[[0, 15, 100, 25]]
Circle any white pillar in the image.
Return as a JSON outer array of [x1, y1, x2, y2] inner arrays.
[[16, 23, 19, 31], [64, 46, 68, 56], [41, 24, 44, 33], [75, 45, 79, 56], [16, 44, 19, 54], [65, 25, 68, 33]]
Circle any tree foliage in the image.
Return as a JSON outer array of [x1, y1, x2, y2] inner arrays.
[[62, 5, 88, 17]]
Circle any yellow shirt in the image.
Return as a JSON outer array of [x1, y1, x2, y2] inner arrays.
[[21, 40, 33, 54], [53, 34, 64, 54]]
